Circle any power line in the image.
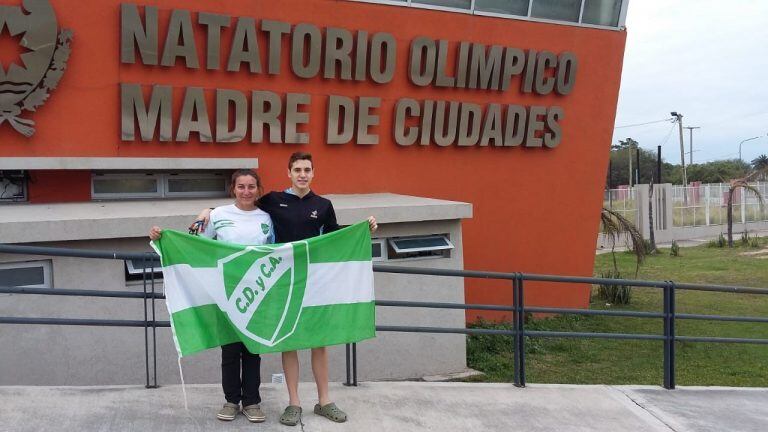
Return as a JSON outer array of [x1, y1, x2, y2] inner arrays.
[[656, 122, 677, 147], [614, 118, 673, 129]]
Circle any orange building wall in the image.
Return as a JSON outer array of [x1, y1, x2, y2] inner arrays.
[[1, 0, 627, 320], [27, 171, 91, 203]]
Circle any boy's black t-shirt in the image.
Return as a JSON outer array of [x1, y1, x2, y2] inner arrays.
[[257, 190, 340, 243]]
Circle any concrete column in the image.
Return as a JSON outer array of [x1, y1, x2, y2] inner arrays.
[[635, 184, 649, 238], [659, 184, 673, 232]]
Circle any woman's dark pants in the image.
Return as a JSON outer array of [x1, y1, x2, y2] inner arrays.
[[221, 342, 261, 406]]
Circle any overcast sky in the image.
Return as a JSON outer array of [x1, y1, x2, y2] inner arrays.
[[611, 0, 768, 166]]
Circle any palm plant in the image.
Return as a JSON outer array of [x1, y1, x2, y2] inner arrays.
[[598, 207, 646, 305], [600, 207, 647, 276], [725, 171, 765, 247]]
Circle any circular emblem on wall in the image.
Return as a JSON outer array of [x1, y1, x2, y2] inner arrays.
[[0, 0, 72, 137]]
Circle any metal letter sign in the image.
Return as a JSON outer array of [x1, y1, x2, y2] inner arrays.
[[0, 0, 72, 137]]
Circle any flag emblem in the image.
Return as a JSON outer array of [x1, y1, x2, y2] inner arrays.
[[218, 243, 308, 347]]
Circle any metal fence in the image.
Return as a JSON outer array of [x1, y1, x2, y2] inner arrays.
[[672, 182, 768, 228], [603, 186, 638, 224], [2, 243, 768, 390]]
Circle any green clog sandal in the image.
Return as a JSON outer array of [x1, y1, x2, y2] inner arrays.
[[280, 405, 302, 426], [314, 402, 347, 423]]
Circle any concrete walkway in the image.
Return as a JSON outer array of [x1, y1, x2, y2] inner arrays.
[[2, 382, 767, 432], [597, 228, 768, 254]]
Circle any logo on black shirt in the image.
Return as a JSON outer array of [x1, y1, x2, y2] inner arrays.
[[310, 210, 318, 219]]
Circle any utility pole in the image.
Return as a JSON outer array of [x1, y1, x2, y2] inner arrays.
[[671, 112, 687, 186], [628, 141, 632, 187], [684, 126, 700, 165], [622, 138, 637, 186], [657, 145, 662, 183]]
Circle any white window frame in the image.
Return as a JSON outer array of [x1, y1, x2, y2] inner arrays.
[[389, 235, 454, 254], [345, 0, 628, 30], [92, 172, 229, 200], [92, 173, 163, 199], [0, 260, 53, 288]]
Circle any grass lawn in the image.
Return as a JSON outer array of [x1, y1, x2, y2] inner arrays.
[[466, 237, 768, 387]]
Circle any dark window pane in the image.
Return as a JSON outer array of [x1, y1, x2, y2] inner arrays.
[[413, 0, 472, 10], [531, 0, 581, 22], [128, 258, 162, 271], [582, 0, 621, 26], [0, 267, 44, 286], [167, 177, 226, 193], [372, 242, 382, 258], [392, 237, 450, 250], [475, 0, 530, 15], [93, 178, 158, 194]]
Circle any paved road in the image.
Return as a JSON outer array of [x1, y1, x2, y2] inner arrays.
[[1, 383, 766, 431]]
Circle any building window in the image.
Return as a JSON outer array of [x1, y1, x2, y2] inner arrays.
[[346, 0, 627, 29], [530, 0, 582, 23], [92, 172, 228, 200], [476, 0, 530, 15], [0, 170, 27, 203], [0, 260, 53, 288], [371, 238, 388, 261], [387, 234, 454, 260], [125, 258, 163, 282], [413, 0, 471, 11], [581, 0, 622, 27]]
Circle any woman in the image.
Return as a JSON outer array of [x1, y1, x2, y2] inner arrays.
[[150, 169, 273, 423]]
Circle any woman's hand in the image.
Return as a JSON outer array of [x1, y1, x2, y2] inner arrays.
[[368, 216, 378, 234], [190, 208, 213, 231], [149, 226, 162, 241]]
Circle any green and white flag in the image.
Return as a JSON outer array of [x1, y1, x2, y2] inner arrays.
[[151, 221, 375, 356]]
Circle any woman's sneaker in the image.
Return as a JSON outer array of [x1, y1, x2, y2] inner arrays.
[[216, 402, 239, 421], [242, 404, 266, 423]]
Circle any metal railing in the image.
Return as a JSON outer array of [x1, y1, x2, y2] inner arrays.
[[2, 243, 768, 390]]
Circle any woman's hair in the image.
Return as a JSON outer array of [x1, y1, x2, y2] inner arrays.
[[229, 168, 263, 199]]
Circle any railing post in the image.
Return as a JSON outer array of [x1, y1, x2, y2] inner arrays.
[[344, 343, 352, 386], [343, 343, 359, 387], [149, 253, 158, 388], [141, 256, 151, 389], [141, 253, 159, 389], [518, 276, 526, 388], [512, 274, 526, 387], [352, 342, 358, 386], [663, 281, 676, 390]]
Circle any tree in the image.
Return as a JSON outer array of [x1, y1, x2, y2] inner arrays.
[[606, 140, 665, 187], [752, 154, 768, 171], [725, 172, 765, 247], [751, 155, 768, 180]]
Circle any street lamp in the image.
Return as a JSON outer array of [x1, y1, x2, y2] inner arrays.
[[739, 136, 761, 162]]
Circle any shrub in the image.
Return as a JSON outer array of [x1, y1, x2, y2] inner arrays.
[[708, 233, 726, 248], [670, 240, 680, 257], [596, 270, 632, 305], [741, 231, 750, 246]]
